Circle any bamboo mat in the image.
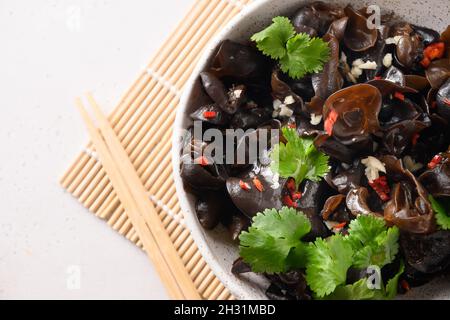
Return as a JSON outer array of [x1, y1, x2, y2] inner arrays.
[[60, 0, 253, 300]]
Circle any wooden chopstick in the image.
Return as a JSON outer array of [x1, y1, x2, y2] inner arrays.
[[76, 96, 201, 300], [85, 93, 201, 299]]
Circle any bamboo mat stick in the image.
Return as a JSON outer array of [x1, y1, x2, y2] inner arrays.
[[152, 0, 221, 82], [218, 289, 232, 300], [73, 162, 102, 198], [110, 0, 206, 126], [109, 206, 126, 228], [113, 0, 215, 132], [118, 1, 226, 143], [75, 98, 189, 300], [82, 91, 176, 217], [85, 93, 201, 299], [63, 0, 232, 216], [61, 0, 230, 192], [186, 251, 203, 272], [140, 0, 210, 81], [168, 4, 236, 84], [61, 0, 206, 188], [123, 94, 176, 155], [60, 152, 88, 188], [97, 132, 173, 219], [79, 167, 106, 204], [84, 173, 110, 209]]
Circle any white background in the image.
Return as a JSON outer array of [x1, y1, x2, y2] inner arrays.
[[0, 0, 195, 299]]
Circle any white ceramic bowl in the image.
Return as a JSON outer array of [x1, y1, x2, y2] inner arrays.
[[173, 0, 450, 300]]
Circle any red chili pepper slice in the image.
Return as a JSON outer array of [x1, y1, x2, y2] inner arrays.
[[252, 178, 264, 192], [428, 154, 443, 169], [239, 180, 251, 191], [292, 192, 302, 200], [197, 156, 209, 166], [420, 57, 430, 68], [421, 42, 445, 68], [401, 280, 410, 292], [203, 111, 217, 119], [333, 222, 347, 230], [425, 42, 445, 60], [394, 91, 405, 101], [369, 176, 391, 202], [444, 98, 450, 106], [286, 178, 296, 193], [324, 109, 338, 136], [283, 195, 297, 208]]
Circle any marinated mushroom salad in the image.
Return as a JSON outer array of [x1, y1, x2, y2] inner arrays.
[[180, 2, 450, 300]]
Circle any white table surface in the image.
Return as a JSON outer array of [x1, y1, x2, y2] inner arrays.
[[0, 0, 195, 299]]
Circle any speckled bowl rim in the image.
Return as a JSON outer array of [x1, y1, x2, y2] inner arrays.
[[172, 0, 450, 300]]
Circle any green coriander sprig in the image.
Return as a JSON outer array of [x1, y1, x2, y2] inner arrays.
[[270, 127, 330, 188], [239, 210, 403, 299], [239, 207, 310, 273], [251, 16, 330, 79], [429, 195, 450, 230]]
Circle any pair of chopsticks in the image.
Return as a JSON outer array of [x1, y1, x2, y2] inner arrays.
[[76, 94, 201, 300]]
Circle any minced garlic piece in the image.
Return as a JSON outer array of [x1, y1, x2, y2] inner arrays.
[[273, 99, 282, 110], [352, 58, 364, 66], [279, 105, 294, 117], [351, 66, 363, 78], [359, 61, 377, 70], [361, 156, 386, 182], [383, 53, 393, 68], [284, 95, 295, 105], [310, 114, 323, 125], [233, 89, 243, 99], [385, 35, 403, 45]]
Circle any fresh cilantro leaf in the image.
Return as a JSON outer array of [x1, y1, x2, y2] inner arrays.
[[346, 215, 386, 246], [305, 235, 353, 297], [251, 17, 330, 79], [429, 195, 450, 230], [346, 215, 399, 268], [321, 278, 383, 300], [322, 261, 404, 300], [385, 261, 405, 299], [250, 16, 295, 60], [239, 207, 311, 273], [285, 243, 309, 271], [270, 127, 330, 188], [280, 34, 330, 79]]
